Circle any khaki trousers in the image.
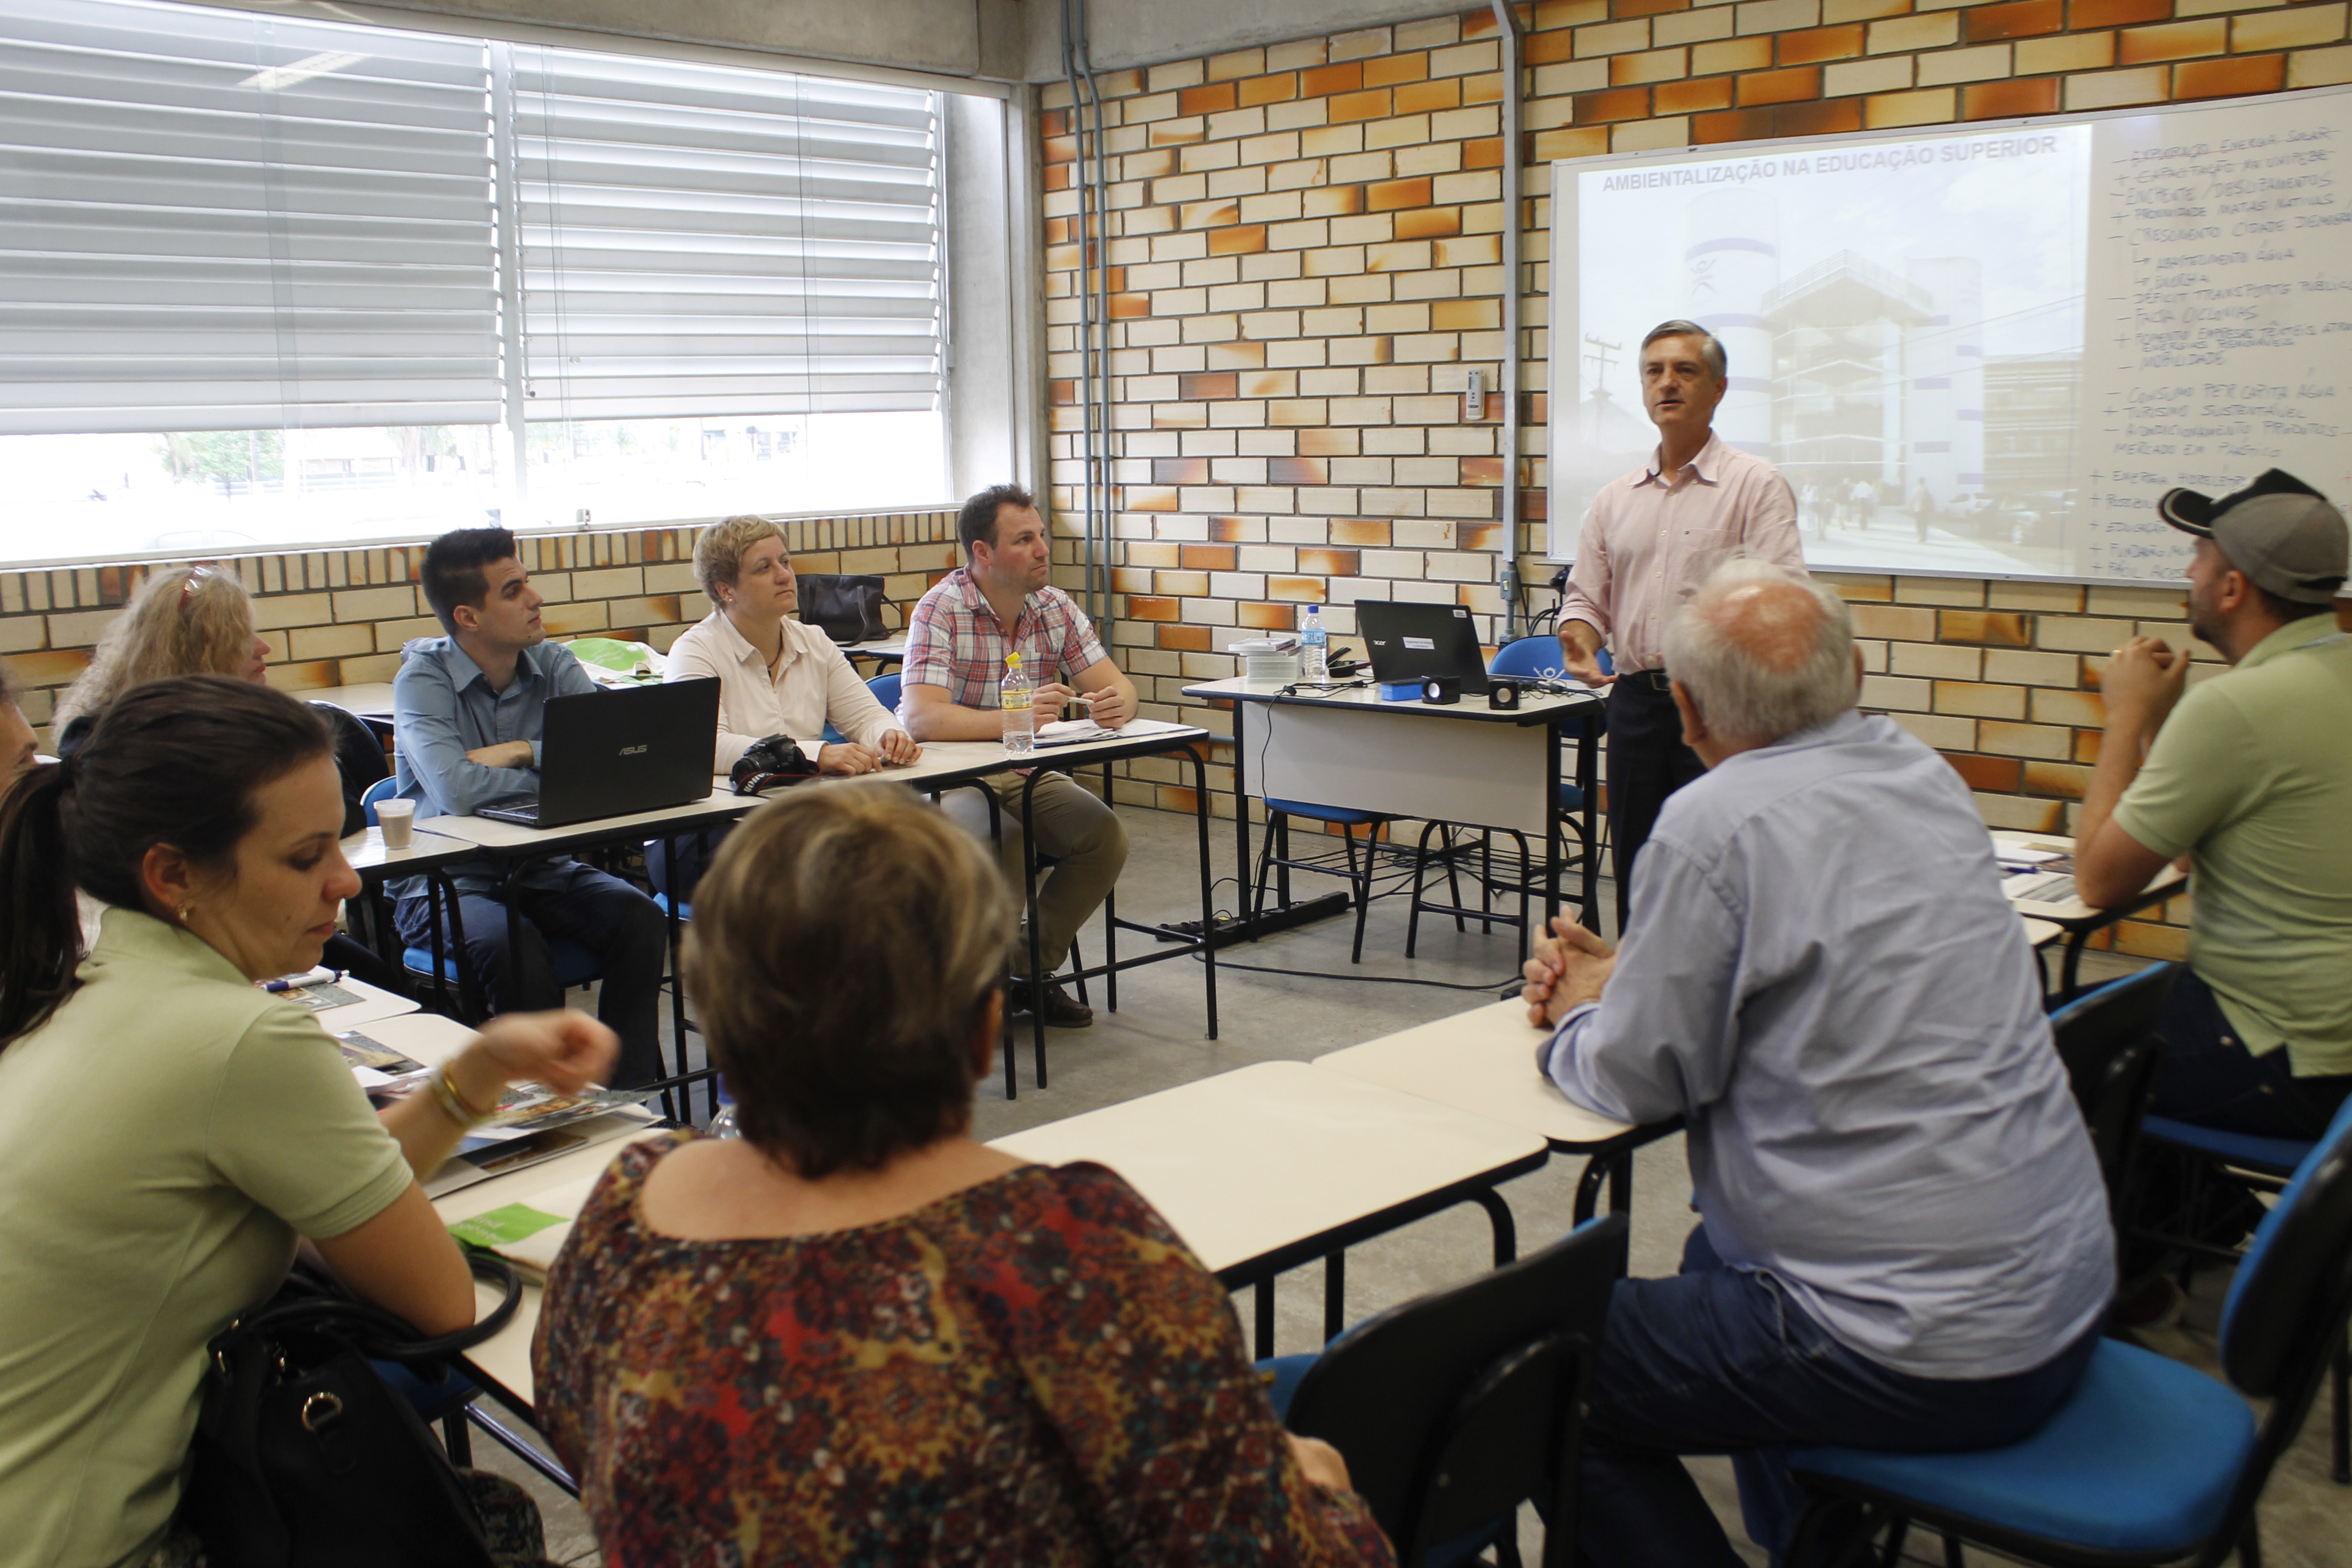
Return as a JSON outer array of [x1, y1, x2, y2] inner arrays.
[[939, 771, 1129, 976]]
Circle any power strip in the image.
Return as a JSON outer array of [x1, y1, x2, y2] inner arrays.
[[1155, 890, 1354, 946]]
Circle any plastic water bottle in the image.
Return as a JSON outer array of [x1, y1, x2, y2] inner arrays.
[[1300, 605, 1329, 682], [706, 1078, 739, 1139], [1000, 652, 1036, 756]]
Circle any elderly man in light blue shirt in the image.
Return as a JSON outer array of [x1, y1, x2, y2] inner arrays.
[[1522, 559, 2113, 1568], [390, 526, 668, 1087]]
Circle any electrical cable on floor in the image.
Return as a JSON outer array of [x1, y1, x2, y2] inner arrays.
[[1174, 876, 1532, 994], [1192, 950, 1529, 994]]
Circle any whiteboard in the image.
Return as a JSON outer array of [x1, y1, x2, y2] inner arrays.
[[1545, 87, 2352, 584]]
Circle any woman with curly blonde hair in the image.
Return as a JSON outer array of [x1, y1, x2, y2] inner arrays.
[[52, 565, 270, 747]]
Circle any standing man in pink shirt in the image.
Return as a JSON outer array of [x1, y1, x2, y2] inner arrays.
[[1558, 320, 1807, 931]]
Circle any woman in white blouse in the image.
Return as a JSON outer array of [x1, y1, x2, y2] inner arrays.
[[666, 515, 919, 776], [654, 517, 921, 899]]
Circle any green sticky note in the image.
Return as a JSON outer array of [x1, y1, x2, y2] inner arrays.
[[447, 1203, 567, 1248]]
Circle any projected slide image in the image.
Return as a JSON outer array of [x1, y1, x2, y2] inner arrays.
[[1562, 125, 2092, 576]]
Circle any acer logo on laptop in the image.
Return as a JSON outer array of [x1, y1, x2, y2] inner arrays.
[[618, 743, 647, 756]]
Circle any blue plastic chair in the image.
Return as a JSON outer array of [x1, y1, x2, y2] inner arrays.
[[1401, 640, 1614, 959], [868, 670, 902, 713], [1488, 636, 1610, 812], [1783, 1095, 2352, 1567], [2138, 1070, 2350, 1487], [1254, 797, 1395, 965], [362, 777, 603, 999]]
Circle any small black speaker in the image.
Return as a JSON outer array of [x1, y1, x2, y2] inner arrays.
[[1422, 676, 1462, 705], [1488, 678, 1522, 710]]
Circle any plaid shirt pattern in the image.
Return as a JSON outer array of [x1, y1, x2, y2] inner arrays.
[[902, 568, 1109, 709]]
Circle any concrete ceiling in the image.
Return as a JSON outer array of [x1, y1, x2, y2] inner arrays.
[[339, 0, 1467, 84]]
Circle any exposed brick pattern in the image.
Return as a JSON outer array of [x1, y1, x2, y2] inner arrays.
[[0, 509, 959, 732], [1036, 0, 2349, 953]]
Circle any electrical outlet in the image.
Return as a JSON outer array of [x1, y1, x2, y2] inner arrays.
[[1462, 368, 1484, 422]]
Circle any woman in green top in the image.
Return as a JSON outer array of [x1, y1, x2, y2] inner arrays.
[[0, 677, 619, 1568]]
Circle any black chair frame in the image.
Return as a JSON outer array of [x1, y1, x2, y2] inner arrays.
[[1286, 1215, 1630, 1568]]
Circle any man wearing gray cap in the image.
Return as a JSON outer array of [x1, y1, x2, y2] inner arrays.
[[2075, 470, 2352, 1140]]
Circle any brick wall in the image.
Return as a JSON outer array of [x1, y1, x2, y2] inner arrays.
[[1, 508, 959, 734], [1037, 0, 2352, 958]]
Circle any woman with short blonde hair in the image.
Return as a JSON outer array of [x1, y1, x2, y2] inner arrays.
[[654, 515, 918, 899], [536, 787, 1390, 1567], [53, 565, 270, 740]]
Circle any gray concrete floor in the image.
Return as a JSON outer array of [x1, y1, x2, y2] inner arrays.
[[498, 804, 2350, 1567]]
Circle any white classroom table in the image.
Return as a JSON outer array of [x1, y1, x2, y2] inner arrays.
[[993, 1060, 1549, 1352], [306, 682, 395, 721], [1183, 673, 1608, 948], [434, 1128, 659, 1427], [337, 1008, 479, 1068], [433, 1062, 1544, 1452], [282, 972, 416, 1032], [1995, 831, 2189, 997], [1313, 1000, 1675, 1225]]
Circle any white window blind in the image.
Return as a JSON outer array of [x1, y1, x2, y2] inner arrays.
[[512, 48, 943, 423], [0, 0, 498, 435]]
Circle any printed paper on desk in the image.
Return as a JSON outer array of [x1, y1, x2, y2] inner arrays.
[[1034, 717, 1194, 747], [445, 1170, 605, 1278]]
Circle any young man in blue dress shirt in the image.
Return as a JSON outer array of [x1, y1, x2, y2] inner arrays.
[[1523, 559, 2113, 1567], [388, 527, 668, 1087]]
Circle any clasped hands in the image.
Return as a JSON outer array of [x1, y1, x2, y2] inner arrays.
[[2101, 635, 2190, 743], [819, 728, 923, 776], [1521, 915, 1618, 1028], [1033, 681, 1137, 729]]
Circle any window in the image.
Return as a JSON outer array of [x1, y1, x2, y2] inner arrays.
[[0, 0, 947, 566]]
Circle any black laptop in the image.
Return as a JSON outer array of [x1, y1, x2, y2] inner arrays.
[[475, 678, 721, 829], [1356, 600, 1491, 696]]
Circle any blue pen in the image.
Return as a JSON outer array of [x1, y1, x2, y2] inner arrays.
[[264, 970, 345, 994]]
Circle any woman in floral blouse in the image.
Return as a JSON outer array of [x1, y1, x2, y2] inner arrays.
[[532, 786, 1392, 1567]]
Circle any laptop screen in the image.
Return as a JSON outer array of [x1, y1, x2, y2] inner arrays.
[[1355, 601, 1490, 693]]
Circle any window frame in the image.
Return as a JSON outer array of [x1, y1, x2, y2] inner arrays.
[[0, 0, 1036, 569]]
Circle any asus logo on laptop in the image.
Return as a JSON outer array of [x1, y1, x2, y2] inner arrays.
[[619, 743, 647, 756]]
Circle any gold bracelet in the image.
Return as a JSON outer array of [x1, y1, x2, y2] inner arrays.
[[430, 1065, 494, 1130]]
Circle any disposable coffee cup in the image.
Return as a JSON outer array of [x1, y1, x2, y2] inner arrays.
[[375, 798, 416, 849]]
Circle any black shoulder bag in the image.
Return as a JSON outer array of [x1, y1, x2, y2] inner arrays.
[[796, 573, 888, 644], [183, 1250, 522, 1568]]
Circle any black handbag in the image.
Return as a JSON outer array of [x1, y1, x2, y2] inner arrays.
[[182, 1250, 522, 1568], [796, 573, 888, 644]]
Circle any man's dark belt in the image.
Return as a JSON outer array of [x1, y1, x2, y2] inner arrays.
[[1618, 668, 1675, 693]]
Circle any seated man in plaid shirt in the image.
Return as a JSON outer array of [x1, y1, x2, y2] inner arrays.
[[899, 483, 1138, 1028]]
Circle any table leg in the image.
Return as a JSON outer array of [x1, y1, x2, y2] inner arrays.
[[2060, 931, 2089, 1001], [1473, 1188, 1520, 1266], [1101, 761, 1119, 1015], [1230, 701, 1254, 937], [1545, 713, 1565, 932], [1255, 1279, 1277, 1359], [1021, 770, 1048, 1091], [1324, 1251, 1346, 1343], [660, 837, 686, 1124], [1572, 1155, 1612, 1226], [1189, 742, 1219, 1040], [1577, 716, 1600, 927]]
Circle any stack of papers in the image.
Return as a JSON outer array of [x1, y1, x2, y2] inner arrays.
[[423, 1106, 658, 1198], [1034, 716, 1196, 747]]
